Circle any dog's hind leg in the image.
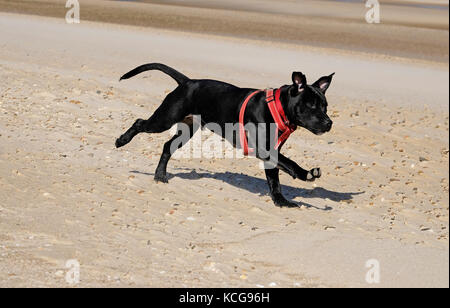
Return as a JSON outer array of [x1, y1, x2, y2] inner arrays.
[[115, 88, 191, 148], [154, 116, 198, 183]]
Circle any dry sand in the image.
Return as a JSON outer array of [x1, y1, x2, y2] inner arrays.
[[0, 1, 449, 288]]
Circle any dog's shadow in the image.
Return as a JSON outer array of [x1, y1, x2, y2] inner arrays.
[[131, 168, 364, 211]]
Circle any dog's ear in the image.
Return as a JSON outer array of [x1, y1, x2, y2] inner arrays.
[[291, 72, 307, 94], [312, 73, 335, 94]]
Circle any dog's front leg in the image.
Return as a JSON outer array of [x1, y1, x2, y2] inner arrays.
[[252, 127, 320, 182], [276, 154, 321, 182], [264, 167, 297, 208], [258, 151, 320, 208], [254, 143, 321, 182]]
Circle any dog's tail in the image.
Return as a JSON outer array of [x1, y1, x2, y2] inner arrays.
[[119, 63, 189, 85]]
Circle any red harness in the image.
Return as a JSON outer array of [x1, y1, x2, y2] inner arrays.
[[239, 88, 296, 156]]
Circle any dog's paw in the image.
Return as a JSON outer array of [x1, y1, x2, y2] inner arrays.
[[306, 168, 321, 182], [154, 173, 169, 184], [115, 136, 127, 148], [273, 196, 299, 208]]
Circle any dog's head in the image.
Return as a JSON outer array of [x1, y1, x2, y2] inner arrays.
[[285, 72, 334, 135]]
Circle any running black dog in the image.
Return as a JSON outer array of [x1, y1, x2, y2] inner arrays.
[[116, 63, 334, 207]]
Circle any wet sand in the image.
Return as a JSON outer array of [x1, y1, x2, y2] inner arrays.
[[0, 0, 448, 63]]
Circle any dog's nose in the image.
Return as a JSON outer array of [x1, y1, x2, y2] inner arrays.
[[326, 120, 333, 131]]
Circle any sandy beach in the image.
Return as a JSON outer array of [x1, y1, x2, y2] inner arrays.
[[0, 0, 448, 288]]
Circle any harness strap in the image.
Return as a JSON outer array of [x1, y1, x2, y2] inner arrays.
[[266, 88, 296, 149], [239, 90, 261, 156], [239, 88, 296, 156]]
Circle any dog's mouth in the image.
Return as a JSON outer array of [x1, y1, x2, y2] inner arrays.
[[302, 126, 330, 136], [310, 121, 333, 135], [295, 118, 332, 136], [308, 127, 332, 136], [311, 130, 326, 136]]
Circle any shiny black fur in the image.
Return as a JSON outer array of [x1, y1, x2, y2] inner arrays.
[[116, 63, 334, 207]]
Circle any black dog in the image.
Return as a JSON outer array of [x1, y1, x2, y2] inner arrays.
[[116, 63, 334, 207]]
